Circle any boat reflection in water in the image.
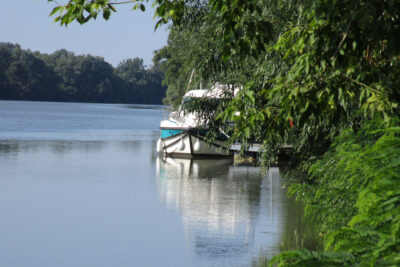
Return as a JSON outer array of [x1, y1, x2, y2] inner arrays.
[[156, 156, 286, 266]]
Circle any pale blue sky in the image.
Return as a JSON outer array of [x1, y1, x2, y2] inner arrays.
[[0, 1, 169, 67]]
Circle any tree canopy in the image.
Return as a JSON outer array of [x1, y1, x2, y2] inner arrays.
[[0, 42, 166, 104]]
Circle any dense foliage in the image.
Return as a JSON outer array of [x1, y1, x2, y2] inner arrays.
[[47, 0, 400, 266], [272, 120, 400, 266], [0, 42, 166, 104]]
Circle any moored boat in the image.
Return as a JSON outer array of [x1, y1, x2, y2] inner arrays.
[[157, 87, 233, 158]]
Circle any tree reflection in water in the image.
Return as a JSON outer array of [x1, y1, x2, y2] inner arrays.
[[156, 156, 290, 265]]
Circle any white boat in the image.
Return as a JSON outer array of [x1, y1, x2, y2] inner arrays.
[[157, 86, 234, 158]]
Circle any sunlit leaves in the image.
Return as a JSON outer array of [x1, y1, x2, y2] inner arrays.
[[48, 0, 143, 25]]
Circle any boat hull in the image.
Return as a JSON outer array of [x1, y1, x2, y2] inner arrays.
[[157, 130, 232, 158]]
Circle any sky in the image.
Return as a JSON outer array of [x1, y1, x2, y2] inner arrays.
[[0, 1, 169, 67]]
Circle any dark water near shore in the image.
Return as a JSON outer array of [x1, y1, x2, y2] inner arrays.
[[0, 100, 317, 266]]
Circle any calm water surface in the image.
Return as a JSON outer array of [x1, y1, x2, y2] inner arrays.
[[0, 100, 305, 267]]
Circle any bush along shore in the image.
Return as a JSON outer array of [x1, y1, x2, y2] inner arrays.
[[269, 119, 400, 266]]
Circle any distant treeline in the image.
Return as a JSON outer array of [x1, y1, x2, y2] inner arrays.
[[0, 42, 166, 104]]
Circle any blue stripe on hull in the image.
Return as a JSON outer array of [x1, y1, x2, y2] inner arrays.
[[161, 129, 184, 139]]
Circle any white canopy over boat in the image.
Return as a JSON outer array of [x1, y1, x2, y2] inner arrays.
[[183, 83, 241, 99]]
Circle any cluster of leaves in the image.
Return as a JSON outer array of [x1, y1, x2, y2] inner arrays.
[[49, 0, 118, 24], [271, 119, 400, 266], [0, 42, 166, 104], [48, 0, 189, 29], [215, 0, 400, 164]]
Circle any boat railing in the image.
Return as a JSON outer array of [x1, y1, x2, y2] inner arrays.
[[169, 110, 188, 124], [162, 105, 190, 126], [162, 105, 201, 126]]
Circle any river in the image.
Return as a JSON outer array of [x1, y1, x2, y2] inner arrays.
[[0, 100, 314, 266]]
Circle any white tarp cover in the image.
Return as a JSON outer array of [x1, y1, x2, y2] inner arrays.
[[183, 83, 241, 99]]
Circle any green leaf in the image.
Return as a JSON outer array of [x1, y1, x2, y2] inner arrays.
[[352, 41, 357, 50], [108, 4, 116, 12], [50, 6, 62, 16], [243, 90, 255, 104], [244, 127, 250, 138], [321, 60, 326, 70], [103, 8, 111, 20]]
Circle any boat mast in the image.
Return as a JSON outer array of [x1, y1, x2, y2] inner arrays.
[[186, 69, 195, 92]]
